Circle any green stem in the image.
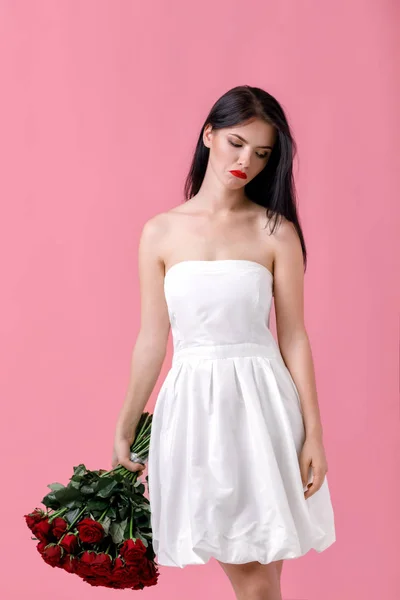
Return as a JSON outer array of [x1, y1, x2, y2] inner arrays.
[[130, 503, 134, 539], [133, 415, 151, 447], [48, 506, 69, 523], [97, 507, 109, 523], [57, 505, 87, 545]]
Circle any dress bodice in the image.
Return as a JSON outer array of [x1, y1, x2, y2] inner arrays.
[[164, 260, 276, 354]]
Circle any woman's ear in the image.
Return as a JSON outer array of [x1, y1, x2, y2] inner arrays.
[[202, 123, 213, 148]]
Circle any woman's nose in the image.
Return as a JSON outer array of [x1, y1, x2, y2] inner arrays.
[[238, 150, 251, 168]]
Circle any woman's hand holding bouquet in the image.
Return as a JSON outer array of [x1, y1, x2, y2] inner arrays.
[[24, 412, 159, 590]]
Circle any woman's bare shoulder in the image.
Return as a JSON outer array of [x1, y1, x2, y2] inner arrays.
[[270, 213, 298, 242], [138, 205, 189, 260], [266, 214, 303, 275], [257, 208, 296, 239], [143, 203, 192, 233]]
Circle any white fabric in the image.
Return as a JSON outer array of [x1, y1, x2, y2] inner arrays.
[[147, 260, 336, 568]]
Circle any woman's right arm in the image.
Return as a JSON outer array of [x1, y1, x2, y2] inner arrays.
[[112, 215, 170, 472]]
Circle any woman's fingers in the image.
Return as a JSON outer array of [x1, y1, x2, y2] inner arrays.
[[119, 457, 146, 473], [112, 439, 146, 473]]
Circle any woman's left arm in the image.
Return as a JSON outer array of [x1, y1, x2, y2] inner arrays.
[[271, 217, 328, 499]]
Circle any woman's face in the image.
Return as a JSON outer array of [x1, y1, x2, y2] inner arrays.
[[203, 118, 277, 187]]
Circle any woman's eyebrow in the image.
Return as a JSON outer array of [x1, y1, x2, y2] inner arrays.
[[230, 133, 272, 149]]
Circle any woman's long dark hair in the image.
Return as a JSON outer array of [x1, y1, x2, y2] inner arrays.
[[183, 85, 307, 271]]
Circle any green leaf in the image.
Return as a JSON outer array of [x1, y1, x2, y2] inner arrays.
[[72, 464, 87, 477], [101, 516, 111, 536], [106, 506, 117, 520], [134, 482, 145, 494], [118, 505, 129, 521], [41, 493, 60, 510], [64, 500, 83, 509], [135, 514, 150, 528], [53, 486, 82, 504], [110, 518, 128, 545], [47, 482, 66, 492], [96, 479, 118, 498], [86, 499, 109, 511], [64, 507, 83, 525], [80, 485, 95, 495]]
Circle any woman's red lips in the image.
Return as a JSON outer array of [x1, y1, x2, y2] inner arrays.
[[229, 170, 247, 179]]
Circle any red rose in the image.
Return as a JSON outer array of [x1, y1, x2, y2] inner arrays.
[[111, 557, 140, 586], [76, 518, 104, 543], [131, 581, 145, 590], [76, 554, 114, 588], [125, 562, 143, 582], [40, 543, 64, 567], [76, 550, 97, 577], [106, 581, 126, 589], [119, 538, 146, 563], [32, 518, 54, 543], [138, 557, 159, 587], [51, 517, 68, 539], [36, 541, 47, 555], [89, 552, 112, 578], [103, 579, 126, 589], [59, 533, 79, 554], [24, 508, 46, 530], [61, 553, 79, 574]]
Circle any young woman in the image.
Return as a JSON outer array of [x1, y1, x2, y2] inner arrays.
[[112, 85, 336, 600]]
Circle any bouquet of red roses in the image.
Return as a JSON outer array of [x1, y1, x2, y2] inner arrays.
[[24, 412, 159, 590]]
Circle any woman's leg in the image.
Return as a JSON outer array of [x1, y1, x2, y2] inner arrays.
[[216, 559, 283, 600], [275, 559, 284, 583]]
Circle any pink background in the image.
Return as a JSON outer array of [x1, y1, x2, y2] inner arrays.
[[1, 1, 399, 599]]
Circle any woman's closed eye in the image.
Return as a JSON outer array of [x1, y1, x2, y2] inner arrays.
[[228, 139, 268, 159]]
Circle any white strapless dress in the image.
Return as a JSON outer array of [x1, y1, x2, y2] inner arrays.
[[147, 259, 336, 568]]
